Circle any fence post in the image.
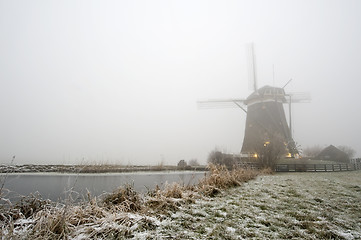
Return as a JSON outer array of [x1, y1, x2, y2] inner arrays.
[[339, 164, 342, 171], [347, 164, 349, 171], [324, 164, 327, 172], [332, 164, 334, 172]]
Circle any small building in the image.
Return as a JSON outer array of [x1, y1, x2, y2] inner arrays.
[[317, 145, 349, 163]]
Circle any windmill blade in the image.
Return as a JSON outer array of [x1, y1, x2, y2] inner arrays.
[[286, 92, 311, 103], [282, 79, 292, 89], [246, 43, 257, 91], [197, 98, 246, 109]]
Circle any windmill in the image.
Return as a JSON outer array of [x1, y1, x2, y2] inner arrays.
[[198, 44, 310, 158]]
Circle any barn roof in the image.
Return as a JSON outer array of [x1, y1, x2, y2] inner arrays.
[[317, 145, 349, 162]]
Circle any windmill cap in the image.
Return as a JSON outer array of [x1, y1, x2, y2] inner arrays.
[[245, 85, 287, 105]]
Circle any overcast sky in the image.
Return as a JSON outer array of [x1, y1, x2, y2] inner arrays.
[[1, 0, 361, 165]]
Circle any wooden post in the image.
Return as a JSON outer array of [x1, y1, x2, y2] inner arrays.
[[339, 164, 342, 171], [324, 164, 327, 172], [314, 164, 316, 172], [332, 164, 334, 172]]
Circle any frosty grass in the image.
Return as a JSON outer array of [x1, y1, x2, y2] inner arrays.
[[7, 171, 361, 239], [138, 171, 361, 240]]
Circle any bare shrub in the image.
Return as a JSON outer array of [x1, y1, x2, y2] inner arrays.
[[254, 134, 287, 168]]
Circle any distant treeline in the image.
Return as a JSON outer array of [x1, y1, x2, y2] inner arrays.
[[0, 164, 207, 174]]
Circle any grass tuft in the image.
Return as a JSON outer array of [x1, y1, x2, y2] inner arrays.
[[102, 183, 142, 212]]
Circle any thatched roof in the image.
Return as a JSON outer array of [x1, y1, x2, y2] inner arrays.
[[317, 145, 349, 162]]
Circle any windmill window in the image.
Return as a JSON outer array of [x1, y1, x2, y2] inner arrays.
[[265, 89, 272, 95]]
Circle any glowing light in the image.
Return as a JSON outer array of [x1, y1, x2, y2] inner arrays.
[[253, 153, 258, 158]]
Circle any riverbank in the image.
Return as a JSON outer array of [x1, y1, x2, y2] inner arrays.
[[2, 168, 360, 239], [0, 165, 262, 239]]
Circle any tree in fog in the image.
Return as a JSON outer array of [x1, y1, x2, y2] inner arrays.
[[177, 159, 187, 168], [302, 145, 323, 157], [188, 158, 200, 166], [207, 149, 236, 169], [337, 145, 356, 159], [207, 150, 222, 165]]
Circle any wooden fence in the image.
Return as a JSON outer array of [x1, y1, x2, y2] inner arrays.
[[237, 162, 361, 172], [275, 163, 361, 172]]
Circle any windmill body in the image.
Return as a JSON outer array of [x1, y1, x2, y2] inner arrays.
[[241, 85, 297, 157], [198, 85, 301, 157]]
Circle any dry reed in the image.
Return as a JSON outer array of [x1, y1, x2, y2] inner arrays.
[[197, 164, 259, 196], [0, 164, 264, 239], [102, 183, 142, 212]]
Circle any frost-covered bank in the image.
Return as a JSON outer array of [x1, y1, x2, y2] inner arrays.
[[2, 169, 360, 239], [0, 165, 260, 239]]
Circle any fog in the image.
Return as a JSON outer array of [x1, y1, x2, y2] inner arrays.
[[1, 0, 361, 165]]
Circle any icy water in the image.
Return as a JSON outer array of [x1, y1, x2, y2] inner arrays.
[[1, 171, 206, 202]]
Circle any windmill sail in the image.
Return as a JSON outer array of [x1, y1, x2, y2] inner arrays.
[[246, 43, 258, 91], [197, 44, 309, 158], [197, 99, 246, 109]]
